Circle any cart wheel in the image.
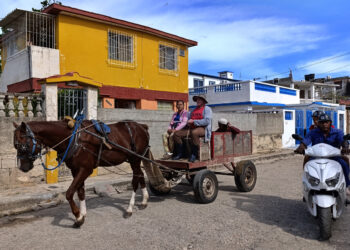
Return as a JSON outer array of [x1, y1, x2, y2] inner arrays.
[[234, 160, 257, 192], [148, 183, 171, 196], [193, 169, 218, 203]]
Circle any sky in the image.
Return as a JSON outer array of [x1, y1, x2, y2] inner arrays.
[[1, 0, 350, 81]]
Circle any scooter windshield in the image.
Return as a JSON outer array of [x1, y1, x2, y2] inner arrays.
[[305, 143, 341, 158]]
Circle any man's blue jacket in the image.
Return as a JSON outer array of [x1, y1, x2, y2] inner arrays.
[[302, 127, 344, 148]]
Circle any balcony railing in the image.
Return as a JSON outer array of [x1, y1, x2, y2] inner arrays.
[[214, 83, 242, 92], [0, 93, 44, 117], [189, 82, 242, 95]]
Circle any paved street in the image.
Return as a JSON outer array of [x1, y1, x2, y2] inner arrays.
[[0, 155, 349, 249]]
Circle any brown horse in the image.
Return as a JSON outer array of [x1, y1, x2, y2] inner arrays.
[[13, 119, 150, 227]]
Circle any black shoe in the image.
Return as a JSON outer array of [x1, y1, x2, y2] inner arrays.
[[172, 143, 184, 160], [189, 154, 196, 162], [188, 144, 198, 162]]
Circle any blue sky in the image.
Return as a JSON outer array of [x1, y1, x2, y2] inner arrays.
[[1, 0, 350, 81]]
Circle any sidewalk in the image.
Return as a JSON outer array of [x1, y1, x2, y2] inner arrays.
[[0, 149, 294, 217]]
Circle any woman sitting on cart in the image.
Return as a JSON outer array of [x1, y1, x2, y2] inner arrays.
[[173, 94, 212, 162]]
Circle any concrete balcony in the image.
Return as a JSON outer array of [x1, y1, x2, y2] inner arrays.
[[0, 45, 60, 92], [189, 81, 300, 111]]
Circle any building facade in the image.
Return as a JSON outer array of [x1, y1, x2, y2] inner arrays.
[[188, 74, 300, 112], [0, 4, 197, 110]]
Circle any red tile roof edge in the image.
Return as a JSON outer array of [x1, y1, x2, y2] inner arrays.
[[43, 4, 197, 47]]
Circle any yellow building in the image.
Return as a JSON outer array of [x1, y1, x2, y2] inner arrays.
[[0, 4, 197, 110]]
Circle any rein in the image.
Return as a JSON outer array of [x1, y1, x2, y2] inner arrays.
[[18, 118, 184, 175], [40, 115, 85, 170], [18, 116, 85, 171]]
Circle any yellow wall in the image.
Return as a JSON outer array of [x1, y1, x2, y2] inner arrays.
[[56, 15, 189, 94]]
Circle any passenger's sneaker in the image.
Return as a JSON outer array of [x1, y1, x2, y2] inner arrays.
[[162, 152, 173, 160]]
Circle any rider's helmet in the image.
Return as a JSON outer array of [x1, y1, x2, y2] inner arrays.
[[318, 114, 332, 123], [312, 110, 324, 117]]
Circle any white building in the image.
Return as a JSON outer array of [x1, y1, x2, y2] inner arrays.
[[188, 71, 346, 148], [188, 71, 239, 89], [188, 74, 300, 112]]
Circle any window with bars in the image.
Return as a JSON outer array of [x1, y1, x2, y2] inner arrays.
[[108, 30, 134, 63], [159, 44, 178, 71]]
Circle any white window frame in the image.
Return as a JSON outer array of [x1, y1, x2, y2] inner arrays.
[[194, 78, 204, 88]]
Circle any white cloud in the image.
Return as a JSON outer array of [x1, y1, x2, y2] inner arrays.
[[0, 0, 331, 79]]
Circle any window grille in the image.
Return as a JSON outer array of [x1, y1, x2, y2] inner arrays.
[[108, 29, 135, 67], [159, 43, 178, 72], [1, 11, 55, 59]]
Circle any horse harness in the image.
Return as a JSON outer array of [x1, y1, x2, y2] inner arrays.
[[83, 120, 149, 166], [15, 123, 42, 161]]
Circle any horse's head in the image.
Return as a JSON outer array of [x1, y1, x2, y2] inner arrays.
[[13, 122, 42, 172]]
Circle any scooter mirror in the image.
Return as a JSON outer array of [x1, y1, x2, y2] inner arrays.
[[292, 134, 303, 141]]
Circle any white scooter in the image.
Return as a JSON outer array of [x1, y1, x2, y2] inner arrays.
[[293, 134, 348, 240]]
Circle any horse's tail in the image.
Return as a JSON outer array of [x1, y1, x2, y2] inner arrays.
[[142, 150, 171, 193]]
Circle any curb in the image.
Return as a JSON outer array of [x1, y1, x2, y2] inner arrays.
[[0, 150, 294, 217], [0, 178, 131, 218]]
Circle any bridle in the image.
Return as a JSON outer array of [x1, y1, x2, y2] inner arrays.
[[14, 123, 43, 162]]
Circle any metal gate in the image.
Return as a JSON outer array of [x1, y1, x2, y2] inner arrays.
[[57, 88, 87, 120], [295, 110, 304, 145], [306, 110, 313, 134], [333, 111, 338, 128]]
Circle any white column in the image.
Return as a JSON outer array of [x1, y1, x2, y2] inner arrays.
[[310, 84, 315, 101], [41, 84, 58, 121], [87, 87, 98, 120]]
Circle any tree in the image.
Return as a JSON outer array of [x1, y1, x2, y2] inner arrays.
[[32, 0, 62, 12]]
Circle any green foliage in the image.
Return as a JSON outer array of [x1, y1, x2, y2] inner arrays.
[[32, 0, 62, 12]]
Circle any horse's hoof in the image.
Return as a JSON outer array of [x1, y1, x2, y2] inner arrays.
[[73, 216, 85, 228], [123, 212, 132, 219], [139, 204, 147, 210]]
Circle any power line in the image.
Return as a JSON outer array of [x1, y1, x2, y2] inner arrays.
[[316, 63, 350, 76], [262, 51, 350, 80], [296, 51, 350, 71]]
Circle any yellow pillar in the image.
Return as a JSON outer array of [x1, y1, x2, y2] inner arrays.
[[45, 150, 59, 184], [90, 168, 98, 177]]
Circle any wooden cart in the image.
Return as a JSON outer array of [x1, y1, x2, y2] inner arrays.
[[151, 131, 257, 203]]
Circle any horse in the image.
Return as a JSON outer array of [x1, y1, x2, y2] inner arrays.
[[13, 119, 151, 227]]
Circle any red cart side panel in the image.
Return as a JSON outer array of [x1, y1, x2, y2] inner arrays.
[[211, 131, 252, 159]]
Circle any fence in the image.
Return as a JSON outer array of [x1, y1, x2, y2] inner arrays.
[[0, 92, 44, 117]]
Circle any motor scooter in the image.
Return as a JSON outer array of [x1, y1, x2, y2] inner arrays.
[[293, 134, 348, 240]]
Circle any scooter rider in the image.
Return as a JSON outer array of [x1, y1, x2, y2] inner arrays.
[[295, 113, 350, 195]]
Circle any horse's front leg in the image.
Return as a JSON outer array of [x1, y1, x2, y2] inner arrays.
[[77, 183, 87, 220], [66, 169, 91, 228], [139, 171, 149, 209], [125, 162, 149, 218]]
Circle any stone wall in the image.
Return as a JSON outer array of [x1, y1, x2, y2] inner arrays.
[[97, 108, 284, 157], [0, 117, 45, 189], [0, 108, 283, 188]]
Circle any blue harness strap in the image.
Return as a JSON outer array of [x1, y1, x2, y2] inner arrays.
[[92, 120, 111, 134], [41, 115, 84, 171]]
